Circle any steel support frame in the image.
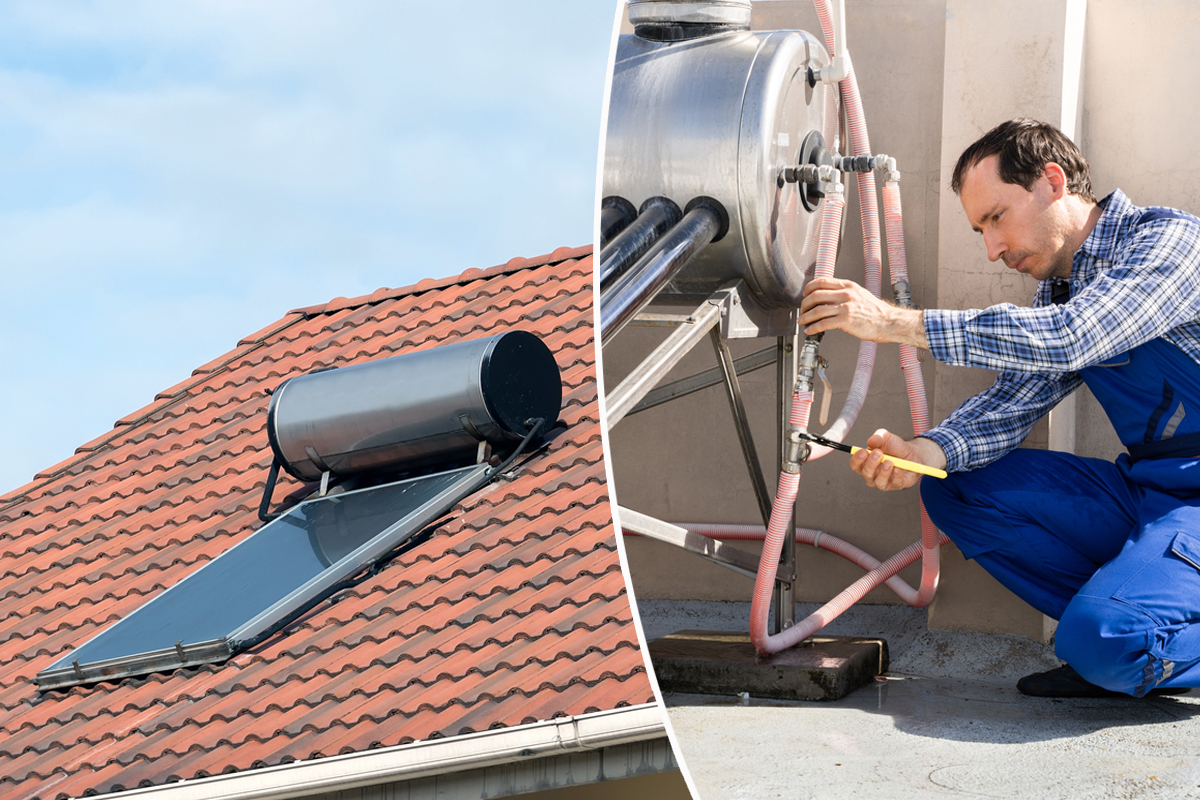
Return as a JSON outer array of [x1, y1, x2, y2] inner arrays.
[[709, 328, 772, 528], [624, 345, 777, 416], [605, 282, 798, 631]]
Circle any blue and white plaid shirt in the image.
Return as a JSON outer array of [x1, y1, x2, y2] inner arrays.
[[920, 190, 1200, 471]]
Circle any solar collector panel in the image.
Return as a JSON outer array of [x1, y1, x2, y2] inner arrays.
[[37, 463, 491, 690]]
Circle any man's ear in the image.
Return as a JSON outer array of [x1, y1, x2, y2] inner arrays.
[[1043, 162, 1068, 199]]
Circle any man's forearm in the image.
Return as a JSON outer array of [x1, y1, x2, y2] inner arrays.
[[906, 434, 948, 471], [799, 277, 930, 347], [884, 306, 929, 349]]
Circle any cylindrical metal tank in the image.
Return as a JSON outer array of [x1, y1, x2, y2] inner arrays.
[[267, 331, 561, 481], [603, 15, 834, 308]]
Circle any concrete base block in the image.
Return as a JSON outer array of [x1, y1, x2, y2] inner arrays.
[[648, 629, 889, 701]]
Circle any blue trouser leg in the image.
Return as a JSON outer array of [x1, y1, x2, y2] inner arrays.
[[921, 449, 1200, 695], [920, 449, 1138, 619], [1056, 497, 1200, 694]]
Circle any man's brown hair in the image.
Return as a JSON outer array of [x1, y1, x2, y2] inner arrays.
[[951, 118, 1097, 203]]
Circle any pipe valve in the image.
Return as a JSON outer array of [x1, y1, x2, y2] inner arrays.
[[795, 335, 824, 393], [782, 428, 810, 474], [816, 356, 832, 426]]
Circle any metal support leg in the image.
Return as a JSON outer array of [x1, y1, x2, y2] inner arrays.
[[772, 334, 797, 635], [709, 329, 772, 529], [617, 507, 761, 580]]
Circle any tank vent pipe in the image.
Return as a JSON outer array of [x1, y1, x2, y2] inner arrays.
[[628, 0, 753, 41]]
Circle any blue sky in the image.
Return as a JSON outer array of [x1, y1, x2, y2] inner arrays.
[[0, 1, 619, 493]]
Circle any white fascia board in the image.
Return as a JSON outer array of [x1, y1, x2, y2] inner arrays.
[[91, 704, 668, 800]]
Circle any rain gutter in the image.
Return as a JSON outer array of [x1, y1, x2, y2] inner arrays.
[[96, 704, 668, 800]]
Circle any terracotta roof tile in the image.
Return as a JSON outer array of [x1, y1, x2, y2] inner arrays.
[[0, 247, 656, 800]]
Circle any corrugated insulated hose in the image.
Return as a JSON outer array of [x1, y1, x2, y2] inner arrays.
[[746, 0, 944, 655]]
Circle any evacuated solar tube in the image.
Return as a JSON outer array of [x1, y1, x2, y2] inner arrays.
[[600, 196, 639, 249], [599, 197, 683, 289], [600, 202, 724, 341], [267, 330, 562, 482]]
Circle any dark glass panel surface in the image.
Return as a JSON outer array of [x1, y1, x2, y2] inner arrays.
[[48, 466, 483, 670]]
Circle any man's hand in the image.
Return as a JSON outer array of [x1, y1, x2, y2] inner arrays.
[[849, 429, 948, 491], [800, 277, 928, 348]]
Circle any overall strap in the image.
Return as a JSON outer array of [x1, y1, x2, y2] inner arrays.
[[1129, 207, 1200, 462], [1128, 432, 1200, 463], [1137, 208, 1193, 225], [1069, 206, 1200, 462]]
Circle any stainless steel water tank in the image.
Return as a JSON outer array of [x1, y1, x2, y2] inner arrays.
[[267, 331, 561, 481], [603, 16, 834, 308]]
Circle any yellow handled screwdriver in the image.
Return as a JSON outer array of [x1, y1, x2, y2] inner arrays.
[[796, 431, 948, 479]]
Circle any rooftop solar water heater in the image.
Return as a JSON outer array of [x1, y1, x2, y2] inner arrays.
[[38, 331, 561, 690]]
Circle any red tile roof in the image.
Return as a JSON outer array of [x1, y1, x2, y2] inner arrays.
[[0, 246, 654, 800]]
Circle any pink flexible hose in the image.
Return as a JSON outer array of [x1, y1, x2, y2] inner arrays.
[[749, 387, 811, 653], [822, 66, 840, 152], [679, 522, 949, 604], [805, 43, 881, 456], [750, 383, 940, 654], [883, 180, 941, 605], [746, 0, 943, 654]]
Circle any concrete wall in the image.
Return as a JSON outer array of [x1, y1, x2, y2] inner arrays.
[[924, 0, 1087, 638], [604, 0, 1200, 639], [1078, 0, 1200, 457]]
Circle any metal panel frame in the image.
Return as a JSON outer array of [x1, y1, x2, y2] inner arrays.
[[625, 344, 776, 416]]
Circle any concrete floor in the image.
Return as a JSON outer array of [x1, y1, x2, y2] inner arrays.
[[639, 600, 1200, 800]]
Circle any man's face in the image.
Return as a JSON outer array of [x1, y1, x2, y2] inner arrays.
[[958, 155, 1074, 281]]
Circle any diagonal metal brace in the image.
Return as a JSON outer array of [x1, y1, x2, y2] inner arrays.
[[625, 346, 777, 416], [709, 329, 772, 529], [605, 296, 724, 427]]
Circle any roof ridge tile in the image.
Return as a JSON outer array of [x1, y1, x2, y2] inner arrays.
[[290, 246, 592, 317], [234, 312, 310, 349]]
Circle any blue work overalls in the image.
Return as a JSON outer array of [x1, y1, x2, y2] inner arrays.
[[922, 211, 1200, 697]]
